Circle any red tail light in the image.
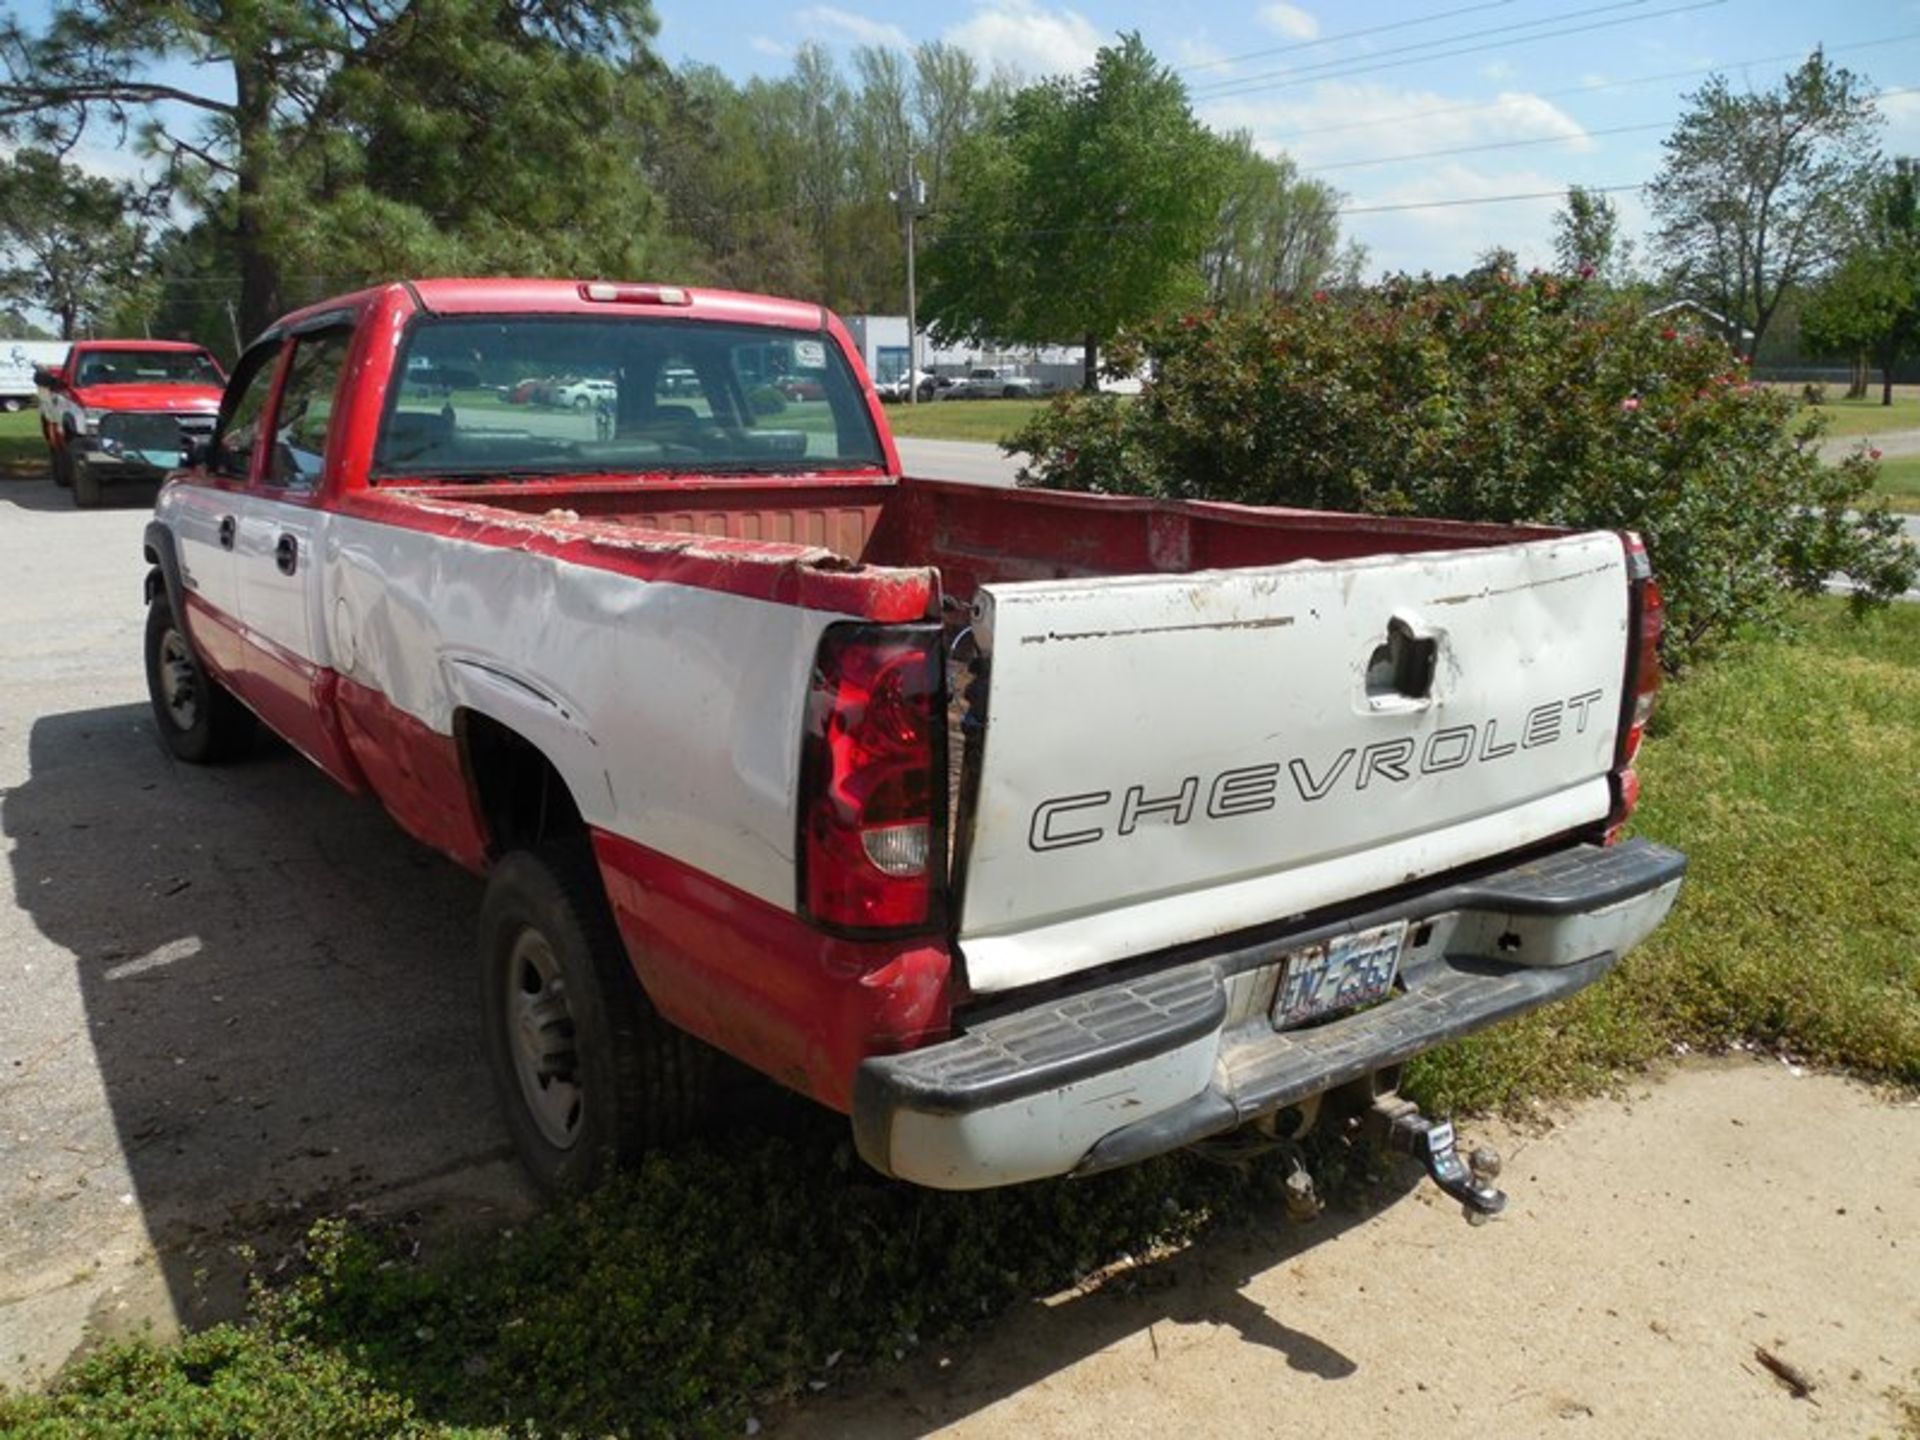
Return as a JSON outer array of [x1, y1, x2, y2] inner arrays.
[[800, 624, 944, 932], [1608, 533, 1663, 840]]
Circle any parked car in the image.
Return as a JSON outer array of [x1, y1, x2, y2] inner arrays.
[[37, 340, 226, 507], [874, 369, 932, 403], [953, 365, 1042, 399], [773, 375, 826, 402], [554, 376, 618, 410], [141, 277, 1683, 1214]]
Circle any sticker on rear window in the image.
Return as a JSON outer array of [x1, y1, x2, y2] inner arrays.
[[795, 340, 826, 370]]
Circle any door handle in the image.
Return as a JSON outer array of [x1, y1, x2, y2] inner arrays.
[[217, 515, 236, 549], [275, 533, 298, 576]]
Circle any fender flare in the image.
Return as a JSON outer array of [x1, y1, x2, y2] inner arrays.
[[143, 521, 196, 656]]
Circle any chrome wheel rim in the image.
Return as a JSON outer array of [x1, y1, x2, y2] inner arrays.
[[505, 928, 583, 1149], [157, 628, 200, 731]]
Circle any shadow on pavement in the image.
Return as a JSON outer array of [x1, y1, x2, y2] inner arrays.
[[0, 475, 163, 512], [3, 702, 530, 1334], [773, 1191, 1410, 1438]]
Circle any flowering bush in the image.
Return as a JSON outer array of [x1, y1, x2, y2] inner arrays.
[[1007, 273, 1916, 667]]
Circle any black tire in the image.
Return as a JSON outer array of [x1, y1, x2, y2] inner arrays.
[[144, 594, 257, 762], [50, 439, 71, 488], [479, 843, 714, 1195], [70, 453, 101, 508], [0, 396, 23, 413]]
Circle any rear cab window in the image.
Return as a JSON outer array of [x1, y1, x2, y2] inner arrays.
[[371, 316, 886, 482]]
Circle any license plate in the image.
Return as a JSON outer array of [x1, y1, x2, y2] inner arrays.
[[1272, 921, 1407, 1029]]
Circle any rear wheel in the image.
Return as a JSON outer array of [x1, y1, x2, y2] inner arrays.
[[144, 594, 256, 762], [0, 396, 23, 413], [479, 844, 715, 1195]]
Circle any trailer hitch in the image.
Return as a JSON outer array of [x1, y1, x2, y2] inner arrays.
[[1368, 1095, 1506, 1220]]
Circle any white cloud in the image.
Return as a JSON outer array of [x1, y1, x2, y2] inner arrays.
[[1339, 162, 1571, 278], [943, 0, 1103, 80], [794, 6, 911, 50], [748, 33, 791, 57], [1480, 60, 1515, 82], [1882, 90, 1920, 155], [1200, 81, 1591, 172], [1258, 3, 1319, 40], [1174, 35, 1235, 74]]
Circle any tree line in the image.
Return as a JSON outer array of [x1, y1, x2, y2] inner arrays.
[[1, 10, 1913, 399], [0, 9, 1350, 356]]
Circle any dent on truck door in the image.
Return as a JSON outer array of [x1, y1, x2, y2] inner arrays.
[[231, 326, 360, 786]]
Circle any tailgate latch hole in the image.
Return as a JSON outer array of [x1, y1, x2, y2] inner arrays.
[[1366, 617, 1438, 701]]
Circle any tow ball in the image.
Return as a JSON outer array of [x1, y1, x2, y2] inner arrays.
[[1368, 1095, 1506, 1221]]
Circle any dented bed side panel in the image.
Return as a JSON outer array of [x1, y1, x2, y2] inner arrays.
[[320, 504, 894, 913], [956, 532, 1631, 992]]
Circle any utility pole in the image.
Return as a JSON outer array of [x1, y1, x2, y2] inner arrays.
[[892, 153, 927, 405]]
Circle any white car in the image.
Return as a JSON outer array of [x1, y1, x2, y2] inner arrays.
[[554, 377, 618, 409]]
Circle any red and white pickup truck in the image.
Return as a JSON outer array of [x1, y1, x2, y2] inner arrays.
[[142, 278, 1685, 1207], [37, 339, 227, 507]]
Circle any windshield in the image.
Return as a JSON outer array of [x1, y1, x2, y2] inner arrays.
[[373, 315, 887, 480], [74, 349, 222, 387]]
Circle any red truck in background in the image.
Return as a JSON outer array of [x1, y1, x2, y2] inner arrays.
[[139, 278, 1685, 1213], [36, 339, 226, 507]]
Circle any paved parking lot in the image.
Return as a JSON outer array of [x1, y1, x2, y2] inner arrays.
[[0, 478, 535, 1384]]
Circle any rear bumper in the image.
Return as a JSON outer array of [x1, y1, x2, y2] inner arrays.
[[853, 838, 1686, 1190]]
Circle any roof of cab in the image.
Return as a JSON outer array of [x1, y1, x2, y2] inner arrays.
[[266, 278, 831, 339], [71, 339, 214, 353]]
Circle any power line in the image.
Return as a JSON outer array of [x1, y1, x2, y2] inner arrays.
[[1191, 0, 1651, 95], [1197, 0, 1727, 101], [1177, 0, 1519, 75], [1340, 181, 1645, 215], [1314, 120, 1670, 173], [1301, 84, 1920, 174], [1247, 30, 1920, 144]]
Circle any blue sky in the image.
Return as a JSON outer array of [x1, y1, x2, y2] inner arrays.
[[657, 0, 1920, 274], [18, 0, 1920, 278]]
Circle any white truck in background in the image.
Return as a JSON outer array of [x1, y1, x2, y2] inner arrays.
[[0, 340, 70, 412]]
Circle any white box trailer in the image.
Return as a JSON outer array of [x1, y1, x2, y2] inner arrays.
[[0, 340, 71, 411]]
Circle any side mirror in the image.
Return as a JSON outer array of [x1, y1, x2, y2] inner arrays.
[[31, 367, 61, 390]]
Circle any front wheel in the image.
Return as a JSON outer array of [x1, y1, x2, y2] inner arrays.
[[70, 454, 101, 508], [0, 396, 23, 413], [479, 844, 714, 1195], [144, 594, 256, 762]]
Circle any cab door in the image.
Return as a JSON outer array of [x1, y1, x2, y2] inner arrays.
[[230, 322, 360, 786], [170, 340, 282, 686]]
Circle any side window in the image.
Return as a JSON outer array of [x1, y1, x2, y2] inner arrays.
[[267, 329, 353, 488], [213, 343, 282, 482]]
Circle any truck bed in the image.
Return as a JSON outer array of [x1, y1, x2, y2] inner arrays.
[[393, 474, 1557, 599]]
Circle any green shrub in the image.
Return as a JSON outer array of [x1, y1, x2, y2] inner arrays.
[[1008, 274, 1917, 667], [745, 384, 787, 418]]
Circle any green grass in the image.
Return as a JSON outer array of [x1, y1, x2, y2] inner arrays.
[[5, 598, 1918, 1436], [882, 397, 1047, 444], [0, 408, 46, 478], [1872, 453, 1920, 513], [1408, 597, 1920, 1110], [1795, 386, 1920, 440]]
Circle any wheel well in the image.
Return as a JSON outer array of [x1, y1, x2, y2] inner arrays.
[[459, 712, 587, 858]]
